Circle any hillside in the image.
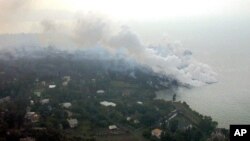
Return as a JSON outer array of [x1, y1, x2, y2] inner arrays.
[[0, 50, 228, 141]]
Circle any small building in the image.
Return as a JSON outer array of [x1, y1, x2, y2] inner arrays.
[[49, 85, 56, 88], [41, 81, 46, 86], [34, 91, 41, 97], [62, 81, 68, 86], [62, 102, 72, 109], [0, 96, 10, 104], [0, 71, 5, 75], [40, 99, 50, 105], [63, 76, 71, 81], [91, 78, 96, 83], [126, 117, 131, 121], [134, 119, 140, 124], [25, 112, 39, 123], [67, 118, 78, 128], [100, 101, 116, 107], [66, 110, 73, 117], [96, 90, 105, 94], [184, 124, 193, 130], [30, 100, 34, 105], [151, 128, 163, 139], [137, 101, 143, 105], [109, 125, 118, 130]]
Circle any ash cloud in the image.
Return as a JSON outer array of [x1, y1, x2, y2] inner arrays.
[[0, 14, 217, 87]]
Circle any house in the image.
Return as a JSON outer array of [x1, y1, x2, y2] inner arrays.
[[41, 81, 46, 86], [40, 99, 50, 105], [67, 118, 78, 128], [0, 96, 10, 104], [30, 100, 34, 105], [62, 76, 71, 86], [62, 81, 68, 86], [126, 117, 131, 121], [35, 78, 39, 82], [63, 76, 71, 81], [184, 124, 193, 130], [109, 125, 118, 130], [25, 112, 39, 123], [49, 85, 56, 88], [122, 90, 130, 97], [34, 91, 41, 97], [100, 101, 116, 107], [137, 101, 143, 105], [91, 78, 96, 83], [66, 110, 73, 117], [62, 102, 72, 108], [151, 128, 163, 139], [96, 90, 105, 94], [134, 119, 140, 124]]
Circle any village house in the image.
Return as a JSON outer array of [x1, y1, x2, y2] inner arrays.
[[96, 90, 105, 94], [25, 112, 39, 123], [30, 100, 34, 105], [63, 76, 71, 81], [109, 125, 118, 130], [62, 81, 68, 86], [137, 101, 143, 105], [62, 102, 72, 109], [100, 101, 116, 107], [41, 81, 46, 86], [48, 85, 56, 88], [0, 96, 10, 104], [66, 110, 73, 117], [91, 78, 96, 83], [126, 117, 131, 121], [151, 128, 163, 139], [33, 91, 41, 97], [62, 76, 71, 86], [133, 119, 140, 124], [67, 118, 78, 128], [40, 99, 50, 105]]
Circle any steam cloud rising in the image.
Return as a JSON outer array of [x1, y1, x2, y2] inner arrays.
[[0, 12, 217, 86]]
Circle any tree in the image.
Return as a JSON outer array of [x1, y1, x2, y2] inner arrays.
[[169, 120, 179, 132]]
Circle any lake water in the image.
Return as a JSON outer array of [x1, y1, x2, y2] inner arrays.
[[156, 47, 250, 129], [132, 18, 250, 129]]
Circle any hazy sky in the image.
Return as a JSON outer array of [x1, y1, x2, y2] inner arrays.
[[0, 0, 250, 34]]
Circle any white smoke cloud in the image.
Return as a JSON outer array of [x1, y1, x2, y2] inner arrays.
[[0, 14, 217, 86]]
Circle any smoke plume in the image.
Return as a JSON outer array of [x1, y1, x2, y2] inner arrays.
[[0, 13, 217, 86]]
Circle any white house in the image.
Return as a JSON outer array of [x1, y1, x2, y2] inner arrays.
[[126, 117, 131, 121], [0, 96, 10, 104], [62, 102, 72, 108], [34, 91, 41, 97], [30, 100, 34, 105], [63, 76, 71, 81], [137, 101, 143, 105], [109, 125, 118, 130], [49, 85, 56, 88], [151, 128, 163, 139], [96, 90, 105, 94], [25, 112, 39, 123], [62, 81, 68, 86], [40, 99, 50, 105], [67, 118, 78, 128], [100, 101, 116, 107]]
